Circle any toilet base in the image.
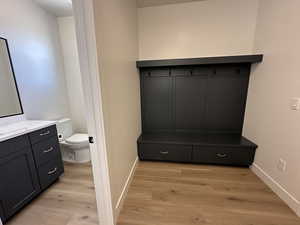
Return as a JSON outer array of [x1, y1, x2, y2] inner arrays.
[[60, 146, 91, 163]]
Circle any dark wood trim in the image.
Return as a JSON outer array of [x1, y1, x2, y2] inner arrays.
[[137, 54, 263, 68], [137, 133, 258, 148]]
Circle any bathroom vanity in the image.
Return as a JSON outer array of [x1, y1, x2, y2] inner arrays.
[[0, 120, 64, 223], [0, 37, 64, 223]]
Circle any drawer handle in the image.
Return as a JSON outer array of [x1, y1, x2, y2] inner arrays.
[[48, 167, 57, 175], [160, 151, 169, 155], [217, 153, 227, 158], [43, 147, 54, 153], [40, 131, 50, 136]]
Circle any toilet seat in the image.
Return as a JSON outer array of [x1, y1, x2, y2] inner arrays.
[[57, 118, 91, 163], [65, 133, 89, 147]]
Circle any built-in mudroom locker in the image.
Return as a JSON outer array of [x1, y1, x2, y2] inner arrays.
[[137, 55, 263, 166]]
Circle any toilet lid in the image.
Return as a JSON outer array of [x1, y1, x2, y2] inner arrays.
[[66, 133, 89, 145]]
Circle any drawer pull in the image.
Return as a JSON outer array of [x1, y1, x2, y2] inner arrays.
[[48, 167, 57, 175], [40, 131, 50, 136], [217, 153, 227, 158], [43, 147, 54, 153], [160, 151, 169, 155]]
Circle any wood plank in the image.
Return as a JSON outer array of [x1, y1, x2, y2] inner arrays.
[[6, 162, 98, 225], [117, 161, 300, 225]]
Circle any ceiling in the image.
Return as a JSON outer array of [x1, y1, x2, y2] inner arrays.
[[33, 0, 206, 17], [137, 0, 207, 8], [33, 0, 73, 17]]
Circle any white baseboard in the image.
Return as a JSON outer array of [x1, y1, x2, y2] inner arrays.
[[251, 163, 300, 217], [114, 157, 139, 221]]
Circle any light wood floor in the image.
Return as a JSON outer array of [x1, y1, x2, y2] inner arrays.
[[117, 161, 300, 225], [7, 162, 98, 225]]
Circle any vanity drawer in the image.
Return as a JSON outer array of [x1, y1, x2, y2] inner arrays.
[[138, 143, 192, 162], [32, 136, 61, 166], [193, 146, 255, 166], [29, 125, 57, 144], [0, 135, 30, 158], [38, 157, 64, 190]]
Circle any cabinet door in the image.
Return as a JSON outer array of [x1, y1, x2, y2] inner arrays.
[[0, 147, 40, 220], [206, 65, 250, 133], [142, 72, 173, 132], [175, 75, 208, 132]]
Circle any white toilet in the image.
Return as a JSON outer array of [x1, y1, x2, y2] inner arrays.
[[56, 118, 90, 163]]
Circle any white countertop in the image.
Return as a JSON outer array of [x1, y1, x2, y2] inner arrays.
[[0, 120, 56, 142]]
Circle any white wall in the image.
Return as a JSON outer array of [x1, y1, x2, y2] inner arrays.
[[58, 17, 87, 133], [93, 0, 141, 219], [244, 0, 300, 215], [138, 0, 259, 60], [0, 0, 70, 121]]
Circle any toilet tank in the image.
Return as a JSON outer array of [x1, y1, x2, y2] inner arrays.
[[56, 118, 73, 140]]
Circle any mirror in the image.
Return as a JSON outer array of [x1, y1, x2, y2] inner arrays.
[[0, 37, 23, 118]]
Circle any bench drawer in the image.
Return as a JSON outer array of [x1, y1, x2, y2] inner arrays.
[[193, 146, 255, 166], [138, 143, 192, 162]]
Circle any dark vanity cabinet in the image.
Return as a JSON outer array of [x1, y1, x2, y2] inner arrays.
[[0, 125, 63, 223], [29, 125, 64, 190], [0, 136, 40, 220], [137, 55, 263, 167]]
